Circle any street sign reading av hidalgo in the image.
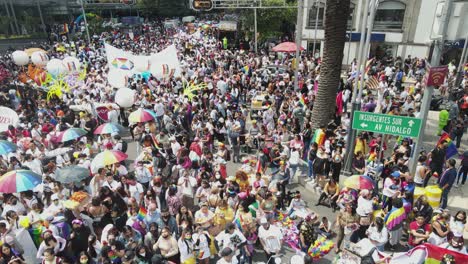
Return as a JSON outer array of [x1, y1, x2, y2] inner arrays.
[[352, 111, 422, 138]]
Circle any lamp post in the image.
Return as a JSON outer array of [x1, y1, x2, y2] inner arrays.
[[294, 0, 305, 91], [79, 0, 91, 43]]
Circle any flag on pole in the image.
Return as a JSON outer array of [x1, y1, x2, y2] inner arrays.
[[437, 132, 458, 159], [365, 58, 375, 74], [255, 158, 262, 174], [366, 75, 380, 90], [137, 207, 147, 221]]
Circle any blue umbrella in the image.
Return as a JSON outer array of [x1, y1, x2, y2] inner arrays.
[[0, 140, 17, 155]]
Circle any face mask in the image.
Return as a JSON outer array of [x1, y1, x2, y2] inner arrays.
[[80, 259, 89, 264], [140, 252, 146, 257], [215, 174, 221, 179], [185, 235, 192, 240], [11, 200, 17, 205]]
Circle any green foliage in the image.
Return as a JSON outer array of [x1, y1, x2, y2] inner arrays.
[[136, 0, 192, 17], [241, 0, 297, 41]]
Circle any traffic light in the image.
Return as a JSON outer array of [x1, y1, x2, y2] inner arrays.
[[192, 0, 213, 11]]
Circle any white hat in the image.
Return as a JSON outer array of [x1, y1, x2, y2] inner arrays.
[[260, 217, 268, 224], [51, 194, 59, 200]]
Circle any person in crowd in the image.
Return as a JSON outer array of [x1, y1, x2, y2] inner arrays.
[[408, 213, 431, 248]]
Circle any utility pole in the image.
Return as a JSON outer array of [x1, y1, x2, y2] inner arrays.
[[344, 0, 370, 173], [312, 0, 320, 55], [2, 0, 15, 35], [294, 0, 304, 91], [409, 0, 453, 175], [80, 0, 91, 43], [455, 34, 468, 86], [8, 0, 20, 35], [36, 0, 47, 36], [254, 7, 258, 53]]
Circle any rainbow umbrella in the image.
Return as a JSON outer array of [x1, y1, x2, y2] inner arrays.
[[128, 108, 154, 123], [344, 175, 376, 190], [0, 170, 42, 193], [90, 150, 128, 173], [0, 140, 17, 155], [58, 128, 87, 142], [94, 123, 126, 135]]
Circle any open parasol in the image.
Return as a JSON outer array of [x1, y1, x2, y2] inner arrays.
[[272, 42, 305, 53]]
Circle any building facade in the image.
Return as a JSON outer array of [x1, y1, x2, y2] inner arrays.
[[301, 0, 468, 65]]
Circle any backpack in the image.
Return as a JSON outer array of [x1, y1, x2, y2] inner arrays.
[[121, 140, 128, 153]]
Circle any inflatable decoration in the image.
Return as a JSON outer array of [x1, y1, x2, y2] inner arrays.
[[183, 81, 206, 101], [115, 88, 136, 108], [62, 56, 81, 72], [107, 69, 128, 89], [46, 59, 68, 78], [111, 57, 134, 70], [133, 56, 150, 72], [12, 50, 29, 66], [47, 78, 70, 101], [34, 71, 49, 86], [31, 51, 49, 66]]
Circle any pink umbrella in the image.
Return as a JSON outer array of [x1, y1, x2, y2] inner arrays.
[[272, 42, 305, 53]]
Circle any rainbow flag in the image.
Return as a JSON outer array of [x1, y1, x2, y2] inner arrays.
[[384, 207, 406, 230], [312, 129, 325, 147], [137, 207, 147, 221], [437, 133, 458, 159], [234, 217, 243, 232]]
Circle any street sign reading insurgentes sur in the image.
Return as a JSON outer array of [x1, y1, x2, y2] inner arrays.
[[352, 111, 422, 138]]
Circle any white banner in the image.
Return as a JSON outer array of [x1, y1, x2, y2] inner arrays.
[[0, 106, 19, 131], [104, 43, 181, 81]]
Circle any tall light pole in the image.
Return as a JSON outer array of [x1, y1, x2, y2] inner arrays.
[[254, 7, 258, 53], [80, 0, 91, 43], [294, 0, 305, 91], [409, 0, 453, 175], [36, 0, 47, 36], [344, 0, 371, 173], [312, 0, 320, 55], [455, 34, 468, 86]]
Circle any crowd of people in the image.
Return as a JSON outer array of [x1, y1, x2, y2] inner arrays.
[[0, 15, 467, 264]]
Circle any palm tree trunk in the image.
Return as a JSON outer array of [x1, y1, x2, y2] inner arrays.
[[310, 0, 350, 130]]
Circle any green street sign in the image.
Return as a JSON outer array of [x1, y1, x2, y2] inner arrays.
[[352, 111, 422, 138]]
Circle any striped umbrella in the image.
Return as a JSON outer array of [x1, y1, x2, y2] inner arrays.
[[0, 170, 42, 193], [58, 128, 87, 142], [90, 150, 128, 173], [128, 108, 154, 123], [0, 140, 17, 155], [94, 123, 126, 135]]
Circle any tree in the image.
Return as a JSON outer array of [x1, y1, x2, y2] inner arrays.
[[241, 0, 296, 42], [310, 0, 350, 130]]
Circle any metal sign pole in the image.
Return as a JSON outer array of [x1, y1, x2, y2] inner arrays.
[[409, 0, 453, 176]]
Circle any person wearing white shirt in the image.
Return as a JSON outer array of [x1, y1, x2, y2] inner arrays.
[[46, 194, 64, 217], [258, 218, 283, 263], [135, 161, 152, 188], [366, 217, 388, 252], [216, 248, 238, 264], [23, 154, 43, 175], [126, 176, 144, 202], [107, 107, 119, 124], [102, 174, 122, 192], [215, 223, 247, 259]]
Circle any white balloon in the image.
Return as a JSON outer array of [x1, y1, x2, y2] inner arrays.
[[133, 56, 150, 72], [31, 51, 49, 66], [46, 59, 68, 77], [62, 56, 81, 72], [107, 69, 128, 89], [115, 88, 135, 108], [12, 50, 29, 66]]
